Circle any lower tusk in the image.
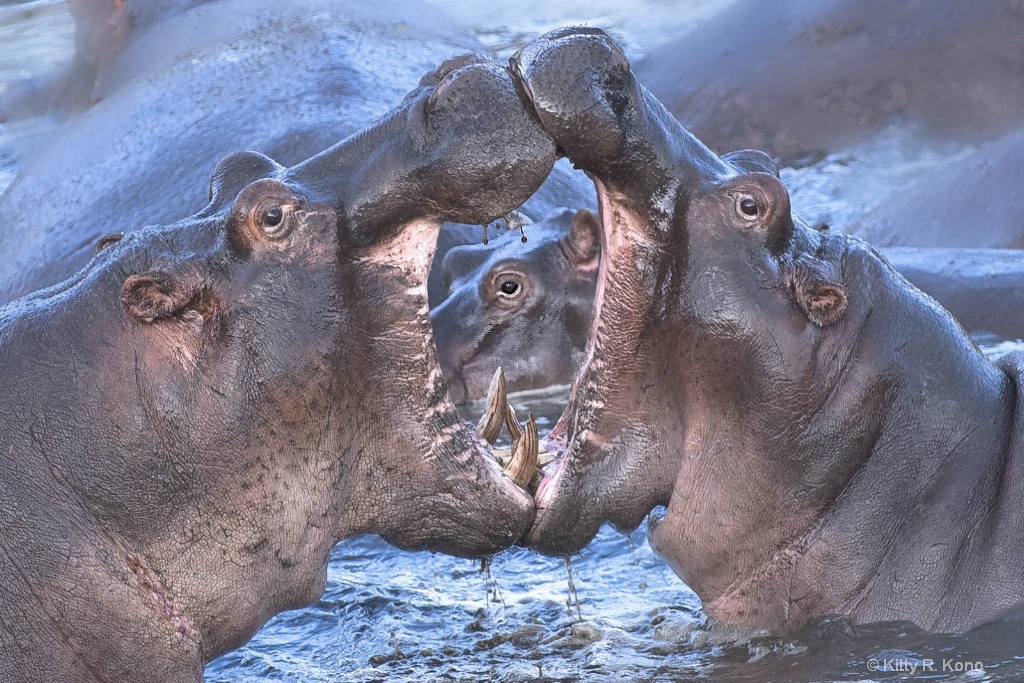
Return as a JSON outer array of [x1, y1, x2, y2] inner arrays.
[[504, 413, 538, 488], [476, 367, 507, 444]]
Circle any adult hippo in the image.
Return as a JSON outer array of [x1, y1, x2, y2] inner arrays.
[[0, 0, 482, 304], [637, 0, 1024, 160], [0, 55, 554, 683], [882, 247, 1024, 341], [514, 28, 1024, 634]]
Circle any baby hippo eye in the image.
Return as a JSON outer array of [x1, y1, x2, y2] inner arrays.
[[262, 206, 283, 228], [493, 271, 526, 303], [738, 195, 759, 219]]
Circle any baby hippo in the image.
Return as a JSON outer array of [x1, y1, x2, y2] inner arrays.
[[431, 208, 601, 405]]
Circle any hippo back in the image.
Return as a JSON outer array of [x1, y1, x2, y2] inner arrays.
[[0, 0, 479, 304]]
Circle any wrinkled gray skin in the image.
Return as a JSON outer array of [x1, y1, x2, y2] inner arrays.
[[0, 0, 482, 304], [0, 56, 554, 683], [637, 0, 1024, 160], [852, 128, 1024, 248], [515, 28, 1024, 634], [431, 207, 600, 405]]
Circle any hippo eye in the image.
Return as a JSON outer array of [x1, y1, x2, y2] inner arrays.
[[258, 204, 293, 239], [493, 271, 526, 303], [738, 194, 759, 219]]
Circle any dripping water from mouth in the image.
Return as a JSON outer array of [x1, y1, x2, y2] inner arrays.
[[480, 557, 507, 607], [565, 556, 583, 622]]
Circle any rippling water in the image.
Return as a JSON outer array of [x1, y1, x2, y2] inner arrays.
[[3, 2, 1024, 682]]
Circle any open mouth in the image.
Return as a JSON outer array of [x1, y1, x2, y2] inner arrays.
[[459, 176, 612, 504], [452, 174, 614, 517]]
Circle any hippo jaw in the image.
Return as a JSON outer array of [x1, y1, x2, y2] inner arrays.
[[509, 28, 734, 555], [274, 53, 557, 559], [23, 53, 557, 669]]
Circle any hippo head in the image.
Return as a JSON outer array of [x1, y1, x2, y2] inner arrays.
[[513, 30, 853, 561], [431, 208, 600, 404], [3, 54, 555, 662]]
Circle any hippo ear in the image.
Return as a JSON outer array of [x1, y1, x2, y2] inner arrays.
[[722, 149, 779, 178], [208, 151, 284, 206], [787, 259, 848, 327], [121, 270, 217, 324], [561, 209, 601, 269]]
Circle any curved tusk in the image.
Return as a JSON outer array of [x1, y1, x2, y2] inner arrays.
[[505, 402, 522, 442], [476, 367, 507, 444], [504, 412, 538, 488]]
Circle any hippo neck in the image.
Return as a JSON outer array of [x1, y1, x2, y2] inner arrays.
[[793, 245, 1024, 631], [718, 240, 1022, 632], [672, 236, 1024, 634]]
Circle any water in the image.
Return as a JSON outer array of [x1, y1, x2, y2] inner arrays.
[[3, 2, 1024, 682]]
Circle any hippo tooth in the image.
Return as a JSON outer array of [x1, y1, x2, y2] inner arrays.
[[504, 413, 539, 488], [476, 367, 507, 444], [505, 402, 522, 442]]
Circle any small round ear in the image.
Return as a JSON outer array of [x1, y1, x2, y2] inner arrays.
[[722, 149, 779, 178], [561, 209, 601, 268], [786, 258, 848, 326], [799, 282, 848, 326], [208, 151, 284, 206], [121, 271, 209, 323]]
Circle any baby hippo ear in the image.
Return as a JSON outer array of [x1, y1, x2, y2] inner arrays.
[[787, 258, 848, 327], [561, 209, 601, 270], [121, 270, 216, 323]]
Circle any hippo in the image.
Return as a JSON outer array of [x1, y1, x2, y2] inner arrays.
[[851, 128, 1024, 249], [882, 247, 1024, 341], [0, 54, 555, 682], [0, 0, 483, 304], [513, 28, 1024, 634], [429, 150, 777, 405], [430, 207, 601, 405], [636, 0, 1024, 161]]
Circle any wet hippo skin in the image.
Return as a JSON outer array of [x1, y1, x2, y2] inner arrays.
[[515, 28, 1024, 635], [0, 55, 555, 683], [637, 0, 1024, 160], [0, 0, 482, 305]]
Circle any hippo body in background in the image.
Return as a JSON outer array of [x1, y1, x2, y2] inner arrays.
[[638, 0, 1024, 161], [515, 28, 1024, 635], [852, 129, 1024, 249], [431, 207, 600, 405], [882, 247, 1024, 341], [0, 0, 481, 304], [0, 54, 554, 683], [0, 0, 207, 121]]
